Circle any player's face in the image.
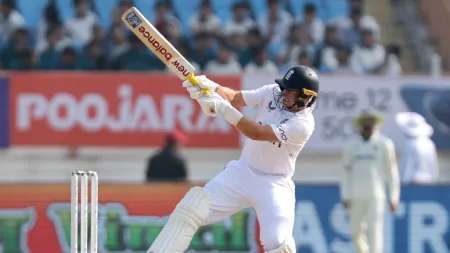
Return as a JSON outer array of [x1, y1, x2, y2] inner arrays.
[[282, 89, 300, 108], [359, 118, 377, 139]]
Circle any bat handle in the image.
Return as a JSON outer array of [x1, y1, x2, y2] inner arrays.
[[186, 73, 211, 95]]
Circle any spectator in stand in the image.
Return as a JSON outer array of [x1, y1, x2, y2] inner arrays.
[[57, 46, 80, 70], [244, 45, 279, 74], [204, 43, 242, 74], [373, 44, 403, 76], [81, 40, 108, 70], [152, 0, 182, 43], [349, 27, 385, 74], [111, 0, 133, 26], [3, 0, 399, 74], [165, 40, 200, 73], [228, 32, 249, 68], [224, 1, 254, 36], [38, 24, 72, 69], [277, 23, 315, 70], [297, 50, 313, 68], [331, 0, 380, 42], [10, 48, 35, 70], [189, 0, 221, 37], [230, 26, 266, 67], [0, 27, 31, 69], [83, 24, 108, 56], [296, 3, 324, 45], [146, 130, 188, 182], [79, 25, 107, 70], [322, 45, 355, 75], [313, 24, 342, 71], [331, 45, 354, 74], [35, 1, 65, 54], [65, 0, 99, 48], [258, 0, 292, 44], [108, 23, 129, 60], [339, 8, 365, 47], [0, 0, 25, 46], [190, 32, 217, 70], [116, 34, 159, 71]]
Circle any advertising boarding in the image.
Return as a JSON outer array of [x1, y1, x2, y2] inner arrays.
[[8, 73, 241, 148], [243, 74, 450, 150], [0, 183, 448, 253], [1, 72, 449, 150]]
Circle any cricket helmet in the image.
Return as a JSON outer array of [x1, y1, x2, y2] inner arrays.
[[274, 65, 319, 110]]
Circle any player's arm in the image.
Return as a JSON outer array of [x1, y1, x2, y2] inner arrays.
[[216, 86, 246, 107], [383, 139, 400, 205], [218, 85, 269, 108], [212, 83, 267, 108], [234, 117, 279, 142], [220, 104, 311, 143], [183, 75, 267, 108], [340, 141, 354, 208]]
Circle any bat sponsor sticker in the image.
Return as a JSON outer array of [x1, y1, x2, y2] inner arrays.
[[125, 11, 142, 28]]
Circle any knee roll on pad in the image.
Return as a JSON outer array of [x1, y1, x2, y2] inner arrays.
[[171, 186, 210, 226], [265, 237, 296, 253], [147, 186, 210, 253]]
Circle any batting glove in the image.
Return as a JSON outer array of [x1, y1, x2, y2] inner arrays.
[[196, 94, 243, 125], [182, 75, 219, 100], [196, 93, 223, 117]]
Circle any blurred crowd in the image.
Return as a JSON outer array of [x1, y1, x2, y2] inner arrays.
[[0, 0, 402, 75]]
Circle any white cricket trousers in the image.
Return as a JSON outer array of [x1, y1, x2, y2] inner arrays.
[[204, 158, 296, 251], [349, 198, 385, 253]]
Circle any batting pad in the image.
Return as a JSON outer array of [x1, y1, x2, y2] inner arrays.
[[147, 186, 210, 253], [265, 237, 296, 253]]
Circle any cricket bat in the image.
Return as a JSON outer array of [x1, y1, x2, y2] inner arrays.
[[121, 7, 210, 94]]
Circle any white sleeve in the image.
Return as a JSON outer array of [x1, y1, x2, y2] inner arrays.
[[269, 118, 313, 145], [383, 138, 400, 203], [340, 142, 353, 200], [241, 85, 272, 107]]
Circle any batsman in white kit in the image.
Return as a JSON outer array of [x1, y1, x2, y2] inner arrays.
[[147, 65, 319, 253]]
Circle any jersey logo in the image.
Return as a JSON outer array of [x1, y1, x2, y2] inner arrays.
[[276, 125, 288, 142], [280, 118, 289, 124], [267, 101, 276, 111], [355, 154, 376, 160]]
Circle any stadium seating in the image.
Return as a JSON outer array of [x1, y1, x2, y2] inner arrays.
[[325, 0, 349, 21], [17, 0, 50, 29], [134, 0, 157, 22], [290, 0, 318, 18], [210, 0, 239, 24], [248, 0, 267, 18], [55, 0, 74, 22], [15, 0, 349, 36], [94, 0, 120, 29], [172, 0, 202, 36]]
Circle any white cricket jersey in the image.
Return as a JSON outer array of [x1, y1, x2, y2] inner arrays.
[[240, 84, 315, 177], [340, 133, 400, 202]]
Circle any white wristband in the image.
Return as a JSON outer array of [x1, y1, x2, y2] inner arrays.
[[219, 103, 243, 126]]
